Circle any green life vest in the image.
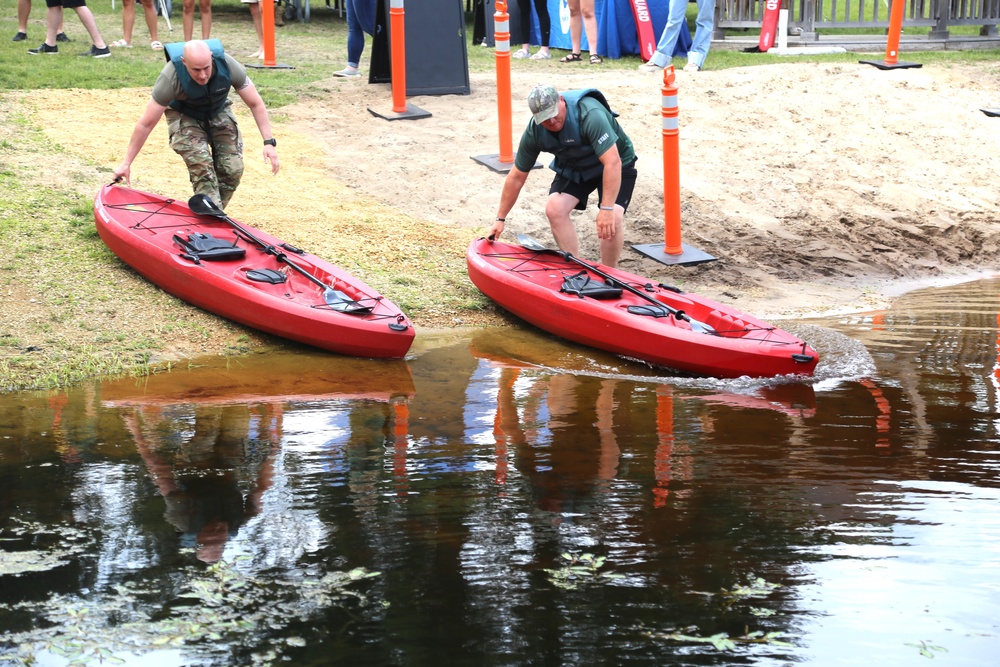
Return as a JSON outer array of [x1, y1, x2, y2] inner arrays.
[[537, 89, 617, 183], [164, 39, 232, 122]]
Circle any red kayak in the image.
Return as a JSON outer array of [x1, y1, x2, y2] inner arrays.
[[94, 183, 414, 358], [466, 236, 818, 379]]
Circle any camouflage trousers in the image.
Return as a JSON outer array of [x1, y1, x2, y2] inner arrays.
[[166, 103, 244, 209]]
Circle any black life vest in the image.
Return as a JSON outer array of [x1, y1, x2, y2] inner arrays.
[[537, 89, 618, 183]]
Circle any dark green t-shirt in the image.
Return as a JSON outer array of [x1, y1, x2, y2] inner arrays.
[[513, 96, 636, 174]]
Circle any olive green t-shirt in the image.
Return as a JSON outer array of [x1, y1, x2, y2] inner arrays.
[[514, 96, 636, 174], [151, 54, 250, 107]]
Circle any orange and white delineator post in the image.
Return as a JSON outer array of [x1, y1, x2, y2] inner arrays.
[[368, 0, 431, 121], [860, 0, 921, 70], [247, 0, 294, 70], [652, 385, 674, 508], [471, 0, 520, 173], [494, 0, 514, 165], [661, 66, 682, 256], [263, 1, 276, 67], [392, 399, 410, 494], [631, 67, 715, 266], [389, 0, 408, 114]]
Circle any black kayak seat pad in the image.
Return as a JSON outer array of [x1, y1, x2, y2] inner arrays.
[[174, 232, 245, 261], [560, 270, 623, 299]]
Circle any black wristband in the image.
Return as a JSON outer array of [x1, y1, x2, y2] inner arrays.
[[496, 217, 505, 222], [263, 138, 276, 147]]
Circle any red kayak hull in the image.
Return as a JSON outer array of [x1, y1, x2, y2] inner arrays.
[[94, 184, 414, 358], [466, 238, 818, 379]]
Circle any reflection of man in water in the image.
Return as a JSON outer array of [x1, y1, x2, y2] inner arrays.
[[124, 403, 280, 563], [497, 372, 621, 514]]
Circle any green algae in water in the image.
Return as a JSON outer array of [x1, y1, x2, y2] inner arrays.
[[1, 523, 382, 666]]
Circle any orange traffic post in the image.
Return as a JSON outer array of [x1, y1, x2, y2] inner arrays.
[[392, 399, 410, 495], [652, 385, 674, 508], [471, 1, 539, 174], [246, 3, 294, 70], [662, 65, 682, 255], [471, 0, 514, 171], [859, 379, 892, 448], [860, 0, 921, 69], [632, 66, 715, 266], [494, 0, 514, 165], [368, 0, 431, 121]]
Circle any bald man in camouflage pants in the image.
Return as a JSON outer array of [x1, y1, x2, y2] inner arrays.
[[113, 39, 279, 208]]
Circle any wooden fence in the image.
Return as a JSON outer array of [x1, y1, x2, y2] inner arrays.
[[716, 0, 1000, 41]]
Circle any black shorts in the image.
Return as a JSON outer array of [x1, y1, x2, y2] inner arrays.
[[548, 161, 638, 214], [46, 0, 87, 7]]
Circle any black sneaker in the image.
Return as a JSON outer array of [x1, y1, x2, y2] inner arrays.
[[28, 42, 58, 55], [79, 45, 111, 58], [12, 31, 27, 42], [56, 32, 71, 43]]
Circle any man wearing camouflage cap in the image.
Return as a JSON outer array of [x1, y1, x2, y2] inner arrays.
[[489, 83, 637, 268]]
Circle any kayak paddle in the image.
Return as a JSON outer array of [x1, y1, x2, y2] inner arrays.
[[515, 233, 716, 335], [188, 194, 370, 313]]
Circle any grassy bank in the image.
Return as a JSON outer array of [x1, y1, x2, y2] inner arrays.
[[2, 1, 999, 393]]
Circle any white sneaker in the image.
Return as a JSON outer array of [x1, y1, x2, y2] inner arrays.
[[511, 48, 530, 59], [683, 62, 701, 72], [637, 62, 662, 73]]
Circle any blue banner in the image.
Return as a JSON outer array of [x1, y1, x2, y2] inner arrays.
[[529, 0, 691, 60]]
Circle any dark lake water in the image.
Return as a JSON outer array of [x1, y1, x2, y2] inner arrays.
[[2, 278, 999, 666]]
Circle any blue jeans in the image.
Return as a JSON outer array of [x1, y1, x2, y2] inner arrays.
[[346, 0, 376, 68], [649, 0, 715, 69]]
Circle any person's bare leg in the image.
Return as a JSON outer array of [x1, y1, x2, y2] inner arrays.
[[122, 0, 135, 44], [140, 0, 159, 43], [581, 0, 598, 58], [182, 0, 194, 40], [73, 6, 107, 48], [44, 6, 61, 45], [248, 2, 263, 56], [567, 0, 581, 54], [17, 0, 30, 33], [199, 0, 211, 38], [546, 193, 582, 256]]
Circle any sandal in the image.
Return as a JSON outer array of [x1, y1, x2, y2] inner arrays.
[[110, 39, 131, 48], [560, 52, 582, 63], [150, 40, 163, 50], [589, 54, 602, 65]]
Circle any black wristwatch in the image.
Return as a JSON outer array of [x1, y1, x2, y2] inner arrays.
[[263, 138, 276, 147]]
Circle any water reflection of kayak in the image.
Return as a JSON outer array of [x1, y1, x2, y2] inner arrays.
[[467, 237, 819, 379], [468, 329, 817, 418], [101, 351, 415, 406], [94, 183, 415, 359], [685, 384, 817, 418]]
